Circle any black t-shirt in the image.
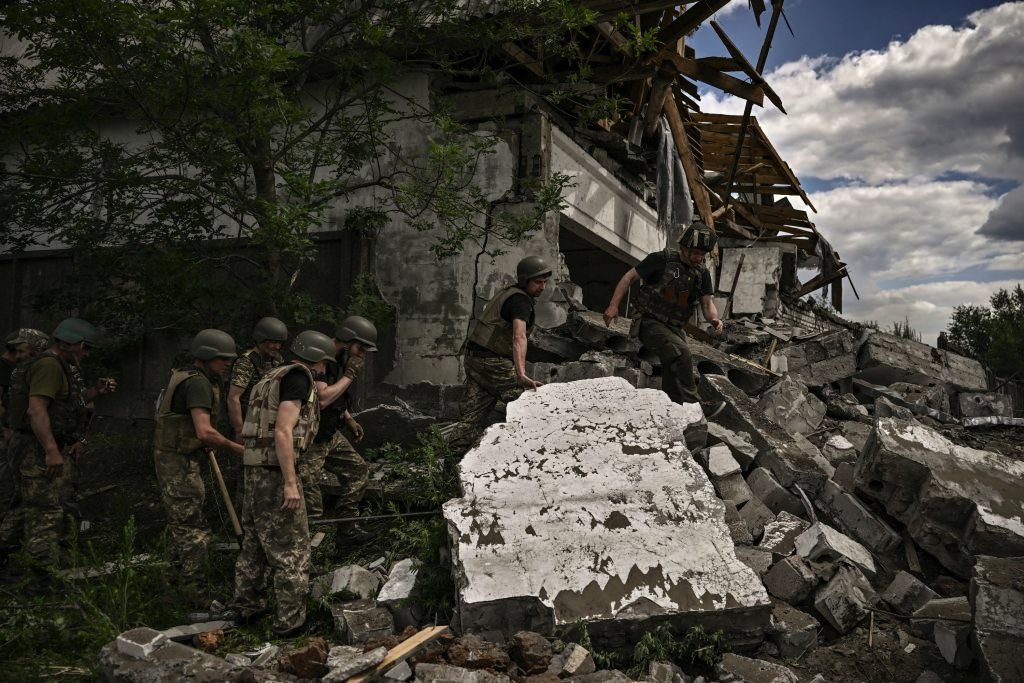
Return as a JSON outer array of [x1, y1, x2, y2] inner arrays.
[[635, 251, 713, 296], [500, 292, 534, 323], [315, 356, 347, 444], [278, 367, 312, 403]]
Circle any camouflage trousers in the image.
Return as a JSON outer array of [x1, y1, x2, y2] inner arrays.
[[5, 432, 76, 566], [298, 430, 368, 520], [446, 354, 524, 450], [638, 318, 700, 404], [0, 437, 17, 546], [233, 465, 310, 634], [153, 448, 210, 579]]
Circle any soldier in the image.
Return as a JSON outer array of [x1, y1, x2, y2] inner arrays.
[[446, 256, 550, 451], [153, 329, 244, 584], [4, 319, 117, 569], [232, 330, 335, 636], [603, 221, 725, 416], [298, 316, 376, 537], [226, 317, 288, 442]]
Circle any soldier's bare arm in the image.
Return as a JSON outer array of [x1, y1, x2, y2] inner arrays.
[[603, 268, 641, 326], [274, 399, 303, 511], [512, 319, 542, 390], [27, 395, 62, 478], [189, 407, 244, 456], [701, 295, 724, 335], [226, 384, 246, 440]]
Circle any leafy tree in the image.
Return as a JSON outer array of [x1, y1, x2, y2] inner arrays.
[[946, 284, 1024, 378], [0, 0, 589, 342]]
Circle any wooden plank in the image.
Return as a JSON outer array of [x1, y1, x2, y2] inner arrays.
[[697, 56, 742, 72], [750, 119, 816, 212], [595, 22, 633, 56], [661, 53, 765, 106], [502, 42, 543, 77], [644, 59, 678, 136], [709, 20, 786, 113], [655, 0, 732, 51], [729, 185, 805, 196], [349, 626, 451, 683], [664, 94, 714, 229]]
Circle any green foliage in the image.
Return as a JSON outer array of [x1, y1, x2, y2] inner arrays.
[[343, 273, 396, 331], [947, 284, 1024, 377], [573, 622, 724, 677], [889, 316, 921, 342]]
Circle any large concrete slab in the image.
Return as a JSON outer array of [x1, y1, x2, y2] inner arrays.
[[856, 417, 1024, 576], [444, 377, 771, 649], [857, 331, 988, 392], [970, 556, 1024, 683]]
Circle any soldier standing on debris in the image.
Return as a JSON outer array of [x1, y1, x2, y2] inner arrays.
[[232, 330, 335, 636], [4, 319, 117, 570], [603, 221, 726, 415], [446, 256, 551, 451], [153, 329, 244, 586], [298, 316, 377, 539], [226, 317, 288, 443]]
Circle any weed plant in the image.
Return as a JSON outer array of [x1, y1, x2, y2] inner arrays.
[[574, 622, 725, 678]]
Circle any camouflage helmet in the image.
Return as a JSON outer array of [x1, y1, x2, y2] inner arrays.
[[190, 329, 238, 360], [14, 328, 50, 352], [679, 220, 718, 252], [253, 316, 288, 343], [291, 330, 336, 364], [52, 318, 101, 347], [516, 255, 552, 287], [335, 316, 378, 351]]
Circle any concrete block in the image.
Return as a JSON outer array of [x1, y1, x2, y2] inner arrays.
[[323, 645, 388, 682], [888, 381, 951, 414], [705, 444, 741, 477], [312, 564, 381, 600], [510, 631, 554, 675], [161, 620, 233, 642], [331, 599, 395, 645], [116, 627, 167, 659], [548, 643, 596, 677], [832, 462, 857, 492], [378, 559, 422, 629], [857, 330, 988, 392], [706, 423, 758, 471], [935, 621, 974, 669], [700, 375, 834, 496], [769, 600, 820, 659], [735, 547, 774, 579], [713, 472, 753, 507], [758, 511, 810, 557], [826, 394, 869, 421], [970, 556, 1024, 682], [444, 377, 771, 648], [738, 496, 776, 542], [415, 664, 512, 683], [821, 434, 858, 465], [839, 420, 872, 454], [716, 652, 798, 683], [448, 634, 511, 670], [794, 522, 876, 577], [723, 500, 753, 545], [958, 392, 1012, 418], [855, 379, 958, 424], [747, 468, 803, 517], [758, 375, 826, 436], [882, 571, 939, 615], [385, 660, 414, 681], [909, 597, 971, 639], [855, 417, 1024, 576], [813, 565, 874, 634], [764, 556, 818, 604], [815, 479, 900, 553], [97, 638, 237, 681]]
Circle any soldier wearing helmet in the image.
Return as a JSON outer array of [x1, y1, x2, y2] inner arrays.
[[298, 316, 378, 539], [231, 330, 335, 637], [153, 329, 244, 587], [3, 318, 117, 570], [446, 256, 550, 451], [604, 221, 726, 416], [226, 317, 288, 442]]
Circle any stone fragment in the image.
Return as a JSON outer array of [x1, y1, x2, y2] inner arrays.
[[415, 664, 512, 683], [735, 547, 774, 579], [116, 627, 168, 659], [646, 661, 688, 683], [814, 565, 874, 634], [444, 378, 771, 648], [737, 497, 776, 542], [909, 597, 972, 639], [746, 468, 803, 517], [768, 600, 820, 659], [915, 671, 945, 683], [794, 522, 876, 577], [379, 558, 422, 629], [332, 599, 395, 645], [888, 381, 951, 414], [386, 660, 414, 681], [548, 643, 596, 678], [312, 564, 382, 600], [97, 638, 238, 681], [857, 330, 987, 392], [704, 444, 741, 477], [287, 637, 330, 679], [569, 671, 631, 683], [716, 652, 798, 683], [764, 556, 818, 604], [225, 653, 251, 666], [723, 500, 753, 545], [528, 329, 587, 364], [814, 479, 900, 553], [758, 511, 810, 558], [323, 645, 388, 682], [838, 420, 872, 454], [971, 556, 1024, 682], [958, 392, 1012, 418], [826, 394, 870, 421], [933, 620, 973, 669], [780, 330, 858, 388], [821, 435, 858, 465], [510, 631, 554, 675], [882, 571, 939, 616], [161, 620, 233, 642], [831, 462, 856, 493], [706, 423, 758, 471], [448, 634, 512, 670], [856, 417, 1024, 576], [854, 379, 958, 424], [354, 403, 437, 453], [564, 311, 638, 354], [713, 472, 752, 507], [757, 375, 826, 436], [700, 375, 834, 496], [531, 355, 620, 385]]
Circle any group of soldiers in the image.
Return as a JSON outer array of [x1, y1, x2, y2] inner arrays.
[[0, 218, 723, 636]]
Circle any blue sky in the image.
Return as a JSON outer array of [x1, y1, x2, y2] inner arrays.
[[687, 0, 1024, 342]]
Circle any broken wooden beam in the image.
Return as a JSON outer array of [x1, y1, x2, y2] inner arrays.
[[661, 52, 765, 106], [710, 20, 786, 114]]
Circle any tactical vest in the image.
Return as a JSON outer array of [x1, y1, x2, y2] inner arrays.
[[631, 249, 706, 330], [241, 363, 320, 467], [7, 352, 89, 444], [466, 286, 534, 358], [230, 348, 280, 416], [153, 369, 220, 455]]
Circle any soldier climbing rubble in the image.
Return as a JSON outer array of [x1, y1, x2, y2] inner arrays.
[[603, 220, 726, 419]]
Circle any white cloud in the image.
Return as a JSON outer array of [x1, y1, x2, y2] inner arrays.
[[715, 0, 750, 19]]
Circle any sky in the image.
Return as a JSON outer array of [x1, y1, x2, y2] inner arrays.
[[687, 0, 1024, 344]]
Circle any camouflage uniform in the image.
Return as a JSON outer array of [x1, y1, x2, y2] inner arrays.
[[228, 348, 282, 421], [233, 363, 318, 634]]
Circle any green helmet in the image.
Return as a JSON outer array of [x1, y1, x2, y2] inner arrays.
[[253, 316, 288, 343], [291, 330, 336, 364], [52, 318, 100, 347], [679, 220, 718, 252], [190, 329, 238, 360], [335, 316, 378, 351], [516, 255, 552, 287]]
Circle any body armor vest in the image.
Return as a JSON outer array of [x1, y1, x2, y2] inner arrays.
[[467, 286, 534, 358], [632, 249, 706, 330], [7, 352, 89, 445], [231, 348, 280, 416], [241, 363, 320, 467], [153, 369, 219, 455]]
